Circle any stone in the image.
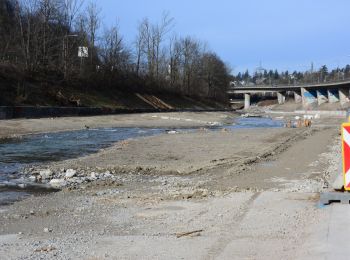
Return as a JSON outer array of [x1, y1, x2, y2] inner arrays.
[[90, 172, 97, 179], [50, 179, 66, 189], [29, 176, 36, 182], [103, 171, 112, 178], [43, 228, 52, 233], [65, 169, 77, 178], [39, 169, 53, 180]]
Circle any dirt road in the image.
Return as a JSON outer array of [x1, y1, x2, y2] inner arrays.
[[0, 112, 344, 259]]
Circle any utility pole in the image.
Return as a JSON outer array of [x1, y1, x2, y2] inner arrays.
[[310, 62, 314, 83]]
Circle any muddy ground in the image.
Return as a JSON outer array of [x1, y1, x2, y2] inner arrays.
[[0, 111, 345, 259]]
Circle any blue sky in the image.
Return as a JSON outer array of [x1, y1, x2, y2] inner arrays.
[[95, 0, 350, 74]]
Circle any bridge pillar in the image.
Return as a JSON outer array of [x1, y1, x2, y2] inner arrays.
[[302, 87, 317, 108], [317, 89, 328, 105], [339, 88, 349, 106], [244, 93, 251, 110], [277, 92, 286, 104], [328, 89, 339, 103], [294, 90, 302, 103]]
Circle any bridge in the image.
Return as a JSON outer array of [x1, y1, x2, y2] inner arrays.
[[227, 80, 350, 110]]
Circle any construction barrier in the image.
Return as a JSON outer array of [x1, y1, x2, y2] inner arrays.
[[342, 123, 350, 190]]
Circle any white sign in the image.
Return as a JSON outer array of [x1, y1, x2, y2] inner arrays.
[[78, 47, 88, 58]]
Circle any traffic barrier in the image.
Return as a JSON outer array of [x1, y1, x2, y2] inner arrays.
[[341, 123, 350, 190]]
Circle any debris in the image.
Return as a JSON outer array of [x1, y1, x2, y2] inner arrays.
[[304, 119, 312, 127], [50, 179, 66, 188], [43, 228, 52, 233], [65, 169, 77, 178], [303, 115, 314, 120], [39, 169, 53, 180], [34, 245, 56, 253], [176, 229, 204, 238], [241, 113, 262, 118]]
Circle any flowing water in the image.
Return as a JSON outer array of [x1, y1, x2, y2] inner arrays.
[[0, 117, 284, 205]]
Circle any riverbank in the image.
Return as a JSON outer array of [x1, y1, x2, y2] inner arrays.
[[0, 111, 344, 259], [0, 111, 234, 140]]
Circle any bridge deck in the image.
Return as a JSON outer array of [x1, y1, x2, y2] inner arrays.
[[228, 80, 350, 94]]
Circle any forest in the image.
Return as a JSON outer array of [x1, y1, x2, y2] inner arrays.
[[0, 0, 231, 106]]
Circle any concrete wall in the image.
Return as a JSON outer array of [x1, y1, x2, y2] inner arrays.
[[339, 88, 349, 105], [328, 89, 340, 103], [317, 90, 328, 105], [294, 91, 302, 103], [302, 88, 317, 107]]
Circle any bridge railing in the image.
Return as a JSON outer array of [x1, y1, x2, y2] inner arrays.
[[232, 75, 350, 89]]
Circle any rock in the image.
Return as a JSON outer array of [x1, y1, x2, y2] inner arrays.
[[103, 171, 112, 178], [39, 169, 53, 180], [90, 172, 98, 179], [43, 228, 52, 233], [50, 179, 66, 188], [29, 176, 36, 182], [65, 169, 77, 178]]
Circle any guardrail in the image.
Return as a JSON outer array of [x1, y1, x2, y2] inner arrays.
[[230, 77, 350, 90]]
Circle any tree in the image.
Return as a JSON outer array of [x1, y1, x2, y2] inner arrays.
[[84, 0, 100, 67], [200, 52, 229, 100], [99, 23, 130, 73], [319, 65, 328, 81], [136, 13, 174, 80], [61, 0, 84, 32]]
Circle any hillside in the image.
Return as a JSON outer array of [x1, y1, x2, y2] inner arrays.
[[0, 64, 228, 110]]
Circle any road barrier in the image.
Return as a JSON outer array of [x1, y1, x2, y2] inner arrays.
[[341, 123, 350, 190]]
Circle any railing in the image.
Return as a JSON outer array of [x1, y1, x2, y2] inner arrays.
[[231, 76, 350, 90]]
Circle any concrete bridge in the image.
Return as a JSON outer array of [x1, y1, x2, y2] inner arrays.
[[227, 80, 350, 110]]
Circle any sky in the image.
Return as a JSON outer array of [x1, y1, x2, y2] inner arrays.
[[94, 0, 350, 74]]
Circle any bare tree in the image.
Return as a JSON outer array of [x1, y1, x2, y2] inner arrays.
[[85, 0, 100, 66], [14, 0, 41, 70], [180, 36, 203, 95], [134, 20, 145, 76], [200, 52, 230, 100], [137, 13, 173, 79], [61, 0, 84, 31], [100, 23, 130, 72], [168, 34, 182, 88], [153, 11, 174, 79]]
